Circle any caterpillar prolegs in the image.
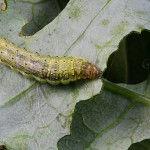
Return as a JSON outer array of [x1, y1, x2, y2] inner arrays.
[[0, 38, 100, 85]]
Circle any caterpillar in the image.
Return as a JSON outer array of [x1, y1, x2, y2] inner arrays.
[[0, 37, 100, 85]]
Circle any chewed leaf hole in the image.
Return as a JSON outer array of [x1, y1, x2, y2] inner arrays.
[[128, 139, 150, 150], [21, 0, 69, 36], [0, 144, 7, 150], [103, 29, 150, 84]]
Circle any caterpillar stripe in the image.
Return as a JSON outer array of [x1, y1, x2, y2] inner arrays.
[[0, 38, 100, 85]]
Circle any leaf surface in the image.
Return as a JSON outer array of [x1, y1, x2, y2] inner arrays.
[[0, 0, 150, 150]]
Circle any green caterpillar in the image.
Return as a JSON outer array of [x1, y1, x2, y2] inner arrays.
[[0, 38, 100, 85]]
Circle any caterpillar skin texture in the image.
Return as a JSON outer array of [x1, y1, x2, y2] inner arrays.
[[0, 38, 100, 85]]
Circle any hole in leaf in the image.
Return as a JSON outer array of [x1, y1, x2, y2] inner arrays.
[[21, 0, 69, 36], [128, 139, 150, 150], [103, 29, 150, 84], [0, 144, 7, 150]]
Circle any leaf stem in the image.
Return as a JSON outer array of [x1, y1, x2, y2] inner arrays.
[[102, 78, 150, 106]]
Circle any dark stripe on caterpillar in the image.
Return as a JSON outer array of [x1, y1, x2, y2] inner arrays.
[[0, 37, 100, 85]]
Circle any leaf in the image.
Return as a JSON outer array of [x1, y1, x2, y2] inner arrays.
[[58, 80, 150, 150], [0, 0, 150, 150]]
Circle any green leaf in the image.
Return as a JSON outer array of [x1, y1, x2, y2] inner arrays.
[[58, 79, 150, 149], [58, 89, 135, 150], [0, 0, 150, 150]]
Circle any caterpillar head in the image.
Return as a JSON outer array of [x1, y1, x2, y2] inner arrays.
[[81, 63, 101, 79]]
